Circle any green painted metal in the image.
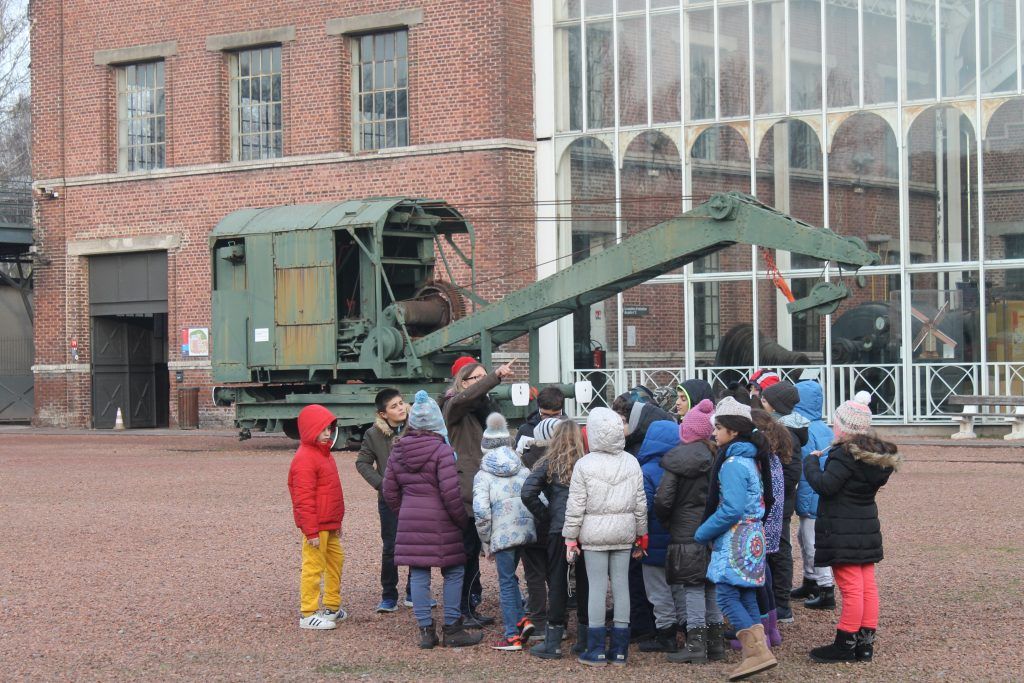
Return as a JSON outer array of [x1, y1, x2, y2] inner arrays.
[[412, 192, 880, 356]]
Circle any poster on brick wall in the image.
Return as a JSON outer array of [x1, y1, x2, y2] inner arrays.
[[188, 328, 210, 357]]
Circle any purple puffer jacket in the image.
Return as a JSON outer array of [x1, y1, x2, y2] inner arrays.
[[383, 429, 468, 568]]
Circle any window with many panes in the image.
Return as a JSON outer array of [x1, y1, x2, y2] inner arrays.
[[117, 62, 165, 172], [230, 46, 282, 160], [354, 30, 408, 150]]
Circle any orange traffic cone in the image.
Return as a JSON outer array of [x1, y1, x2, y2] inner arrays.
[[114, 407, 125, 430]]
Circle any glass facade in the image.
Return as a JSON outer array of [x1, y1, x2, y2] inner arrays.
[[543, 0, 1024, 422]]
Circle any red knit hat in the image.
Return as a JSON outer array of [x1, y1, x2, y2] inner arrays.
[[451, 356, 478, 377], [748, 369, 780, 391]]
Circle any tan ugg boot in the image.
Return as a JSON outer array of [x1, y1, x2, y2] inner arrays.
[[728, 624, 778, 681]]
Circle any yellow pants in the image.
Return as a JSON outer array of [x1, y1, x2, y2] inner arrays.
[[300, 530, 344, 616]]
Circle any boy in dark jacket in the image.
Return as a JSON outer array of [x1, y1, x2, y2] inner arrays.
[[355, 388, 411, 613], [803, 392, 898, 664], [383, 391, 482, 649], [759, 380, 809, 623], [287, 404, 346, 630]]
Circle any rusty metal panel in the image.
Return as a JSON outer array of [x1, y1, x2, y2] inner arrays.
[[273, 230, 334, 268], [275, 266, 335, 325], [275, 323, 335, 367]]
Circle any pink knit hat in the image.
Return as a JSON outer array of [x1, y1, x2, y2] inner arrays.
[[680, 398, 715, 443], [834, 391, 873, 436]]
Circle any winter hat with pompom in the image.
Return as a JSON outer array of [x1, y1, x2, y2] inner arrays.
[[680, 398, 715, 443], [481, 412, 513, 450], [833, 391, 873, 436], [407, 390, 447, 436]]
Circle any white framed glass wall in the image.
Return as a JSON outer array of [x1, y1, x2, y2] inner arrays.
[[541, 0, 1024, 422]]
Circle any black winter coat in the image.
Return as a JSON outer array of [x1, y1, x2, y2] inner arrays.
[[779, 427, 807, 517], [653, 441, 714, 585], [803, 442, 899, 566], [521, 458, 570, 538]]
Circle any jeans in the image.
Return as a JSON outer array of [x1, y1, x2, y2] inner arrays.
[[494, 548, 526, 638], [715, 583, 760, 631], [683, 583, 722, 628], [641, 564, 687, 629], [520, 540, 549, 624], [586, 549, 631, 628], [546, 533, 589, 627], [410, 565, 464, 628], [798, 516, 834, 587], [834, 563, 879, 631], [767, 502, 796, 613], [461, 523, 483, 613], [377, 499, 410, 602]]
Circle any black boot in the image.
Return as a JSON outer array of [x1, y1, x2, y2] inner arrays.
[[529, 623, 565, 660], [810, 629, 858, 663], [573, 622, 588, 654], [855, 627, 876, 662], [805, 585, 836, 610], [442, 618, 483, 648], [705, 622, 726, 662], [638, 625, 678, 652], [667, 626, 707, 663], [461, 606, 495, 628], [418, 622, 438, 649], [790, 578, 820, 601]]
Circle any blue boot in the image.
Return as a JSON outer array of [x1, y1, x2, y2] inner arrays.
[[607, 627, 631, 666], [577, 626, 607, 667]]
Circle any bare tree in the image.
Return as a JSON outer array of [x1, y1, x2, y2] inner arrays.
[[0, 0, 28, 182]]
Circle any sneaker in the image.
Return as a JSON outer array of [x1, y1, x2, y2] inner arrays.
[[403, 597, 438, 608], [376, 599, 399, 613], [517, 617, 535, 641], [321, 607, 348, 623], [776, 607, 795, 624], [492, 635, 524, 651], [299, 613, 337, 630]]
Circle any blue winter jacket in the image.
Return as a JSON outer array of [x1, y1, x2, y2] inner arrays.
[[695, 440, 767, 587], [794, 381, 834, 518], [636, 420, 682, 566]]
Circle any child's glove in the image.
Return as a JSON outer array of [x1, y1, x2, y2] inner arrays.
[[565, 540, 580, 564], [516, 435, 535, 455], [631, 534, 648, 560]]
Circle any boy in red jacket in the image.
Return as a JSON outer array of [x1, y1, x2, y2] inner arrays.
[[288, 404, 346, 630]]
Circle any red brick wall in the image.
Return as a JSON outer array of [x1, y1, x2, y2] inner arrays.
[[30, 0, 535, 428]]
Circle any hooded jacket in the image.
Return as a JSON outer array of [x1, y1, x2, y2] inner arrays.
[[473, 445, 536, 553], [794, 381, 834, 518], [521, 458, 570, 537], [804, 441, 899, 566], [695, 440, 767, 587], [287, 405, 345, 539], [355, 416, 403, 495], [625, 401, 676, 455], [677, 379, 714, 415], [563, 408, 648, 551], [654, 438, 715, 586], [775, 411, 810, 519], [382, 429, 468, 568], [440, 371, 501, 514], [636, 420, 682, 566]]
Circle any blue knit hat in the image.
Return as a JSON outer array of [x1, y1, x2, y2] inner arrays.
[[408, 390, 447, 436]]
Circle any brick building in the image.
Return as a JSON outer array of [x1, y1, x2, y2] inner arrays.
[[30, 0, 533, 427]]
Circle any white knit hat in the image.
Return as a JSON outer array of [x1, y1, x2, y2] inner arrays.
[[481, 412, 512, 450], [714, 396, 752, 421], [834, 391, 873, 435]]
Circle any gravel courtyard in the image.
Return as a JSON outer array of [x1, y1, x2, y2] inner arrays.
[[1, 429, 1020, 682]]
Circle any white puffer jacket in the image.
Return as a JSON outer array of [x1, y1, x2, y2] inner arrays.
[[562, 407, 648, 551]]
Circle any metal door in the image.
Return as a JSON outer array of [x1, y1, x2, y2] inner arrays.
[[91, 316, 155, 428]]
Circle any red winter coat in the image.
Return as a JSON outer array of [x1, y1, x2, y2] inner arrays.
[[287, 405, 344, 539]]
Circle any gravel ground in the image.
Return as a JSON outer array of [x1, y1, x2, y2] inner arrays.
[[1, 430, 1021, 682]]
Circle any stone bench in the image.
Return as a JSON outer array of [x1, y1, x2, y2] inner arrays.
[[947, 395, 1024, 441]]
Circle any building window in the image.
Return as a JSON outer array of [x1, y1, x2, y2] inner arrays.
[[354, 30, 408, 150], [693, 253, 721, 353], [230, 46, 282, 160], [117, 62, 165, 172]]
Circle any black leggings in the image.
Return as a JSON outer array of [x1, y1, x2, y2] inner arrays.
[[756, 561, 776, 615], [546, 533, 589, 627]]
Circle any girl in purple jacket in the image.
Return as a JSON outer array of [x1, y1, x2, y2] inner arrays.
[[383, 391, 482, 650]]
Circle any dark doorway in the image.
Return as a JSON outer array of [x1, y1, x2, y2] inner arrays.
[[89, 251, 169, 428]]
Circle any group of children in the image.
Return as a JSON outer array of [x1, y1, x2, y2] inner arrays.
[[286, 361, 900, 680]]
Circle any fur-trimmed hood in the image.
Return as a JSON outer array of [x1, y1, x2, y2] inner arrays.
[[849, 444, 901, 471], [374, 416, 396, 439]]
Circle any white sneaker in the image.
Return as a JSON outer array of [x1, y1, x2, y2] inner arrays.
[[299, 613, 337, 630], [321, 607, 348, 623]]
